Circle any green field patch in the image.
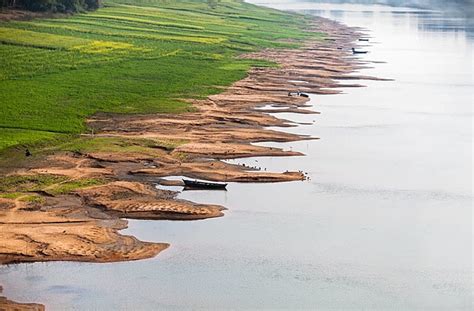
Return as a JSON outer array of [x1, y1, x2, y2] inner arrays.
[[0, 174, 68, 193], [0, 174, 107, 196], [0, 192, 24, 199], [24, 20, 225, 44], [85, 13, 204, 30], [46, 178, 107, 195], [71, 40, 144, 53], [102, 7, 248, 30], [39, 18, 227, 40], [0, 27, 90, 50], [0, 0, 322, 153], [0, 27, 144, 53], [0, 128, 63, 152], [54, 136, 186, 154], [0, 56, 252, 135], [18, 194, 46, 204]]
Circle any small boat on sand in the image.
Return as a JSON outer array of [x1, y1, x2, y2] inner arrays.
[[352, 48, 368, 54], [183, 179, 227, 190], [288, 91, 309, 98]]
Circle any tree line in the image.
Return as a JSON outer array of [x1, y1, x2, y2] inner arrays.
[[1, 0, 223, 13], [1, 0, 100, 13]]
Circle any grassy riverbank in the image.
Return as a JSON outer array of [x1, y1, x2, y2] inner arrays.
[[0, 0, 321, 153]]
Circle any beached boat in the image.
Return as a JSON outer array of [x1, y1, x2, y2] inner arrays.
[[352, 48, 368, 54], [288, 91, 310, 98], [183, 179, 227, 190]]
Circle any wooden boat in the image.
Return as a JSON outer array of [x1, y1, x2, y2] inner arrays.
[[352, 48, 368, 54], [183, 179, 227, 190], [288, 91, 309, 98]]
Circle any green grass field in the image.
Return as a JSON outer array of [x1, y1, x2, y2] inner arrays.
[[0, 0, 322, 153]]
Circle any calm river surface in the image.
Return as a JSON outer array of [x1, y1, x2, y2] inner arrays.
[[1, 1, 472, 310]]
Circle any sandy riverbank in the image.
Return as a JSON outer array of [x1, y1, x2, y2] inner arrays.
[[0, 17, 380, 268], [0, 16, 380, 309]]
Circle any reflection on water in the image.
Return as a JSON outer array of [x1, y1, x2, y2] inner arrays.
[[1, 1, 473, 310], [256, 0, 474, 37]]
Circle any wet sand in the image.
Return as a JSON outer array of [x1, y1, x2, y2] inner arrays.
[[0, 289, 45, 311], [0, 17, 377, 267]]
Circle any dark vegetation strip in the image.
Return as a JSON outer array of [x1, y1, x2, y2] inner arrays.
[[1, 0, 100, 13]]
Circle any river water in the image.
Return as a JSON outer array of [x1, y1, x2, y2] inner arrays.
[[1, 1, 472, 310]]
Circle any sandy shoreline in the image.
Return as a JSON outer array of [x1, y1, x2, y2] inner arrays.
[[0, 17, 378, 269], [0, 15, 383, 309]]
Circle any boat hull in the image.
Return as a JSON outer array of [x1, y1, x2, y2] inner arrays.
[[183, 179, 227, 190]]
